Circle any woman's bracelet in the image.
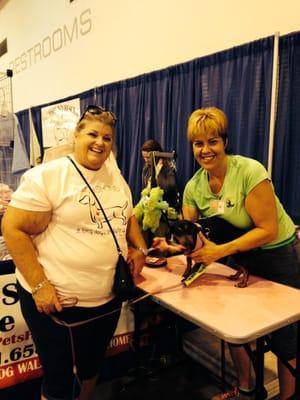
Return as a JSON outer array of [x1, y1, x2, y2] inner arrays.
[[31, 278, 50, 296], [137, 246, 149, 256]]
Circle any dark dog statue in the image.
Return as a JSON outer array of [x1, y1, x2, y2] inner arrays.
[[170, 217, 249, 288], [170, 220, 203, 279]]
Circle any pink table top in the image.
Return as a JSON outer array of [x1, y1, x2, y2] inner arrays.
[[136, 256, 300, 344]]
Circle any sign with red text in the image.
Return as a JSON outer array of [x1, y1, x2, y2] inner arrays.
[[0, 272, 136, 388], [0, 274, 43, 389], [106, 303, 135, 357]]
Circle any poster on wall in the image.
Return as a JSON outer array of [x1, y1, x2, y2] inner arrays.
[[41, 98, 80, 149], [0, 273, 43, 389]]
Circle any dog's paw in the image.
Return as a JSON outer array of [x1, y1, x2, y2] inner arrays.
[[227, 272, 241, 281], [235, 280, 248, 288]]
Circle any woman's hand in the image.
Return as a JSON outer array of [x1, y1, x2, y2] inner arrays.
[[126, 215, 148, 278], [190, 232, 225, 265], [0, 184, 12, 215], [32, 282, 63, 314], [152, 237, 170, 252], [127, 247, 145, 278]]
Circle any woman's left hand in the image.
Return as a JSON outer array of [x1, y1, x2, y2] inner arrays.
[[127, 247, 145, 278], [190, 232, 225, 265]]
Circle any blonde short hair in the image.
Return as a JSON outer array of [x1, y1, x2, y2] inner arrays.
[[187, 107, 228, 143]]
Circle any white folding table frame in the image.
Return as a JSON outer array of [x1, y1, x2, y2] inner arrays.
[[136, 256, 300, 399]]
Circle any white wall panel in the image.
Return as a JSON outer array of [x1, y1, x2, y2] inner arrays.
[[0, 0, 299, 111]]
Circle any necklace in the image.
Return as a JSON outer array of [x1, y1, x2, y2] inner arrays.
[[209, 175, 224, 195]]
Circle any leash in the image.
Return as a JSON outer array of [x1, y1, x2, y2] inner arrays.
[[50, 283, 183, 328], [49, 282, 183, 391]]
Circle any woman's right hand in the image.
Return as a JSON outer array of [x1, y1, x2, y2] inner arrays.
[[152, 236, 170, 252], [32, 282, 63, 314]]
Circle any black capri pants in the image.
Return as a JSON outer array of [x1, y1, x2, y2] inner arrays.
[[17, 282, 121, 400], [232, 237, 300, 360]]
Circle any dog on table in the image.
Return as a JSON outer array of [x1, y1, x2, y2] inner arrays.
[[170, 217, 249, 288], [170, 220, 203, 280]]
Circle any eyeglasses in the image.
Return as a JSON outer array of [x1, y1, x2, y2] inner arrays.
[[78, 105, 117, 123]]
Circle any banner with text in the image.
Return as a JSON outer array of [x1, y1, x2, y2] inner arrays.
[[0, 273, 43, 389], [0, 271, 135, 388]]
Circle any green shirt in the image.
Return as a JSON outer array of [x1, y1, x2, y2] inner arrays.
[[183, 155, 295, 249]]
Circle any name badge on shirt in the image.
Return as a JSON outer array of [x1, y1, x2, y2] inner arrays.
[[210, 199, 225, 214]]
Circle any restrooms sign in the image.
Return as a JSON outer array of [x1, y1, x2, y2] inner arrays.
[[8, 8, 92, 75]]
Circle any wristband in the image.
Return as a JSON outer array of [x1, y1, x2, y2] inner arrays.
[[31, 278, 49, 296], [137, 247, 148, 256]]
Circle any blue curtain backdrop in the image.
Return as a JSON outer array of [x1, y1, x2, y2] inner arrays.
[[79, 88, 96, 113], [94, 36, 274, 203], [16, 36, 275, 207], [15, 109, 30, 157], [272, 32, 300, 223], [198, 39, 273, 165], [30, 105, 43, 157]]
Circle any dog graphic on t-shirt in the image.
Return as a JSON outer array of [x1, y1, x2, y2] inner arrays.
[[79, 194, 128, 229]]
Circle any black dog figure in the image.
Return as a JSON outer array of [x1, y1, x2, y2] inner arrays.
[[199, 216, 249, 287], [170, 220, 203, 279], [170, 218, 249, 288]]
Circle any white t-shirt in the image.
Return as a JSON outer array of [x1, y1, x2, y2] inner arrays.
[[10, 155, 133, 306]]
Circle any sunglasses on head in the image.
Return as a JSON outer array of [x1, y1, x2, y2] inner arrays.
[[78, 105, 117, 123]]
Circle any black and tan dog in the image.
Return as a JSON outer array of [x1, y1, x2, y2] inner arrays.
[[170, 220, 203, 280], [170, 218, 249, 288]]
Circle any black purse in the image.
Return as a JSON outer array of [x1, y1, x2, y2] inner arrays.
[[67, 156, 137, 301], [113, 254, 137, 301]]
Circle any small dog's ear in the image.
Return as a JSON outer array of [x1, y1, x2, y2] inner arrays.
[[169, 221, 177, 232]]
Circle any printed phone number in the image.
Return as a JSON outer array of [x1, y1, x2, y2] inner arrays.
[[0, 344, 36, 365]]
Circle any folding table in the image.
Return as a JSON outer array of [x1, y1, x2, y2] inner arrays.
[[136, 256, 300, 399]]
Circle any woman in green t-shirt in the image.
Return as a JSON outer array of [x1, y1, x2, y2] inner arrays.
[[154, 107, 300, 400]]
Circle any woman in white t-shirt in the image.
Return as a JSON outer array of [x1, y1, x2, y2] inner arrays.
[[2, 106, 148, 400]]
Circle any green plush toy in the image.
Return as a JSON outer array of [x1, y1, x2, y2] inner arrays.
[[134, 186, 169, 233], [134, 187, 150, 223]]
